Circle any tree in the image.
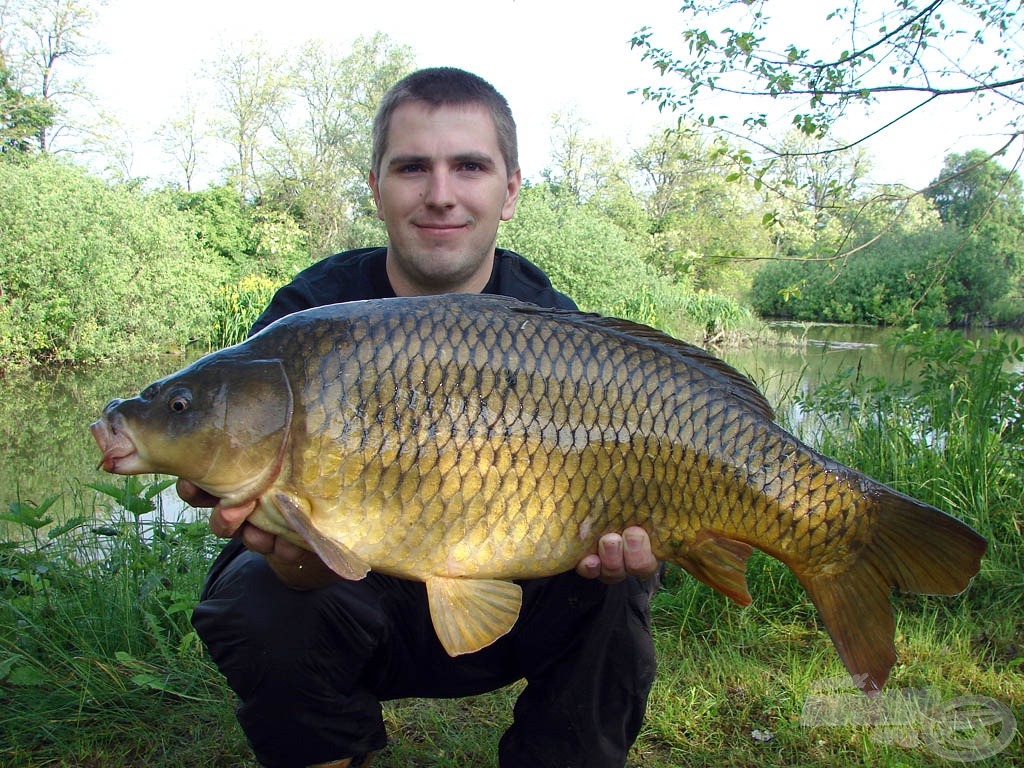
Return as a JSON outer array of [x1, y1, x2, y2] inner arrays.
[[632, 125, 771, 291], [206, 37, 289, 201], [631, 1, 1023, 188], [258, 34, 413, 256], [925, 149, 1024, 322], [0, 0, 102, 151], [927, 148, 1024, 231], [542, 109, 628, 206], [0, 53, 53, 153], [157, 88, 205, 191]]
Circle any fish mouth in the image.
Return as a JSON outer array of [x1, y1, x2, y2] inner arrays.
[[90, 417, 141, 474]]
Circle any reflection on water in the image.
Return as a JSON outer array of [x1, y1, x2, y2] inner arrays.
[[720, 323, 910, 430], [0, 354, 201, 523]]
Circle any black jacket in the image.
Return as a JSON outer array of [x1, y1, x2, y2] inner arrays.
[[250, 247, 577, 335]]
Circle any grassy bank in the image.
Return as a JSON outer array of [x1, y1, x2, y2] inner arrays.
[[2, 330, 1022, 767]]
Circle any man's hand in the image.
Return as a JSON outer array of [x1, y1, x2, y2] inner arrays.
[[575, 527, 659, 583], [176, 479, 339, 590]]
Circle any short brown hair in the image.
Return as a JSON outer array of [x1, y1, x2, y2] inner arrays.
[[371, 67, 518, 179]]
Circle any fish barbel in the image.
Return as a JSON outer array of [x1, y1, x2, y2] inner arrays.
[[90, 294, 986, 692]]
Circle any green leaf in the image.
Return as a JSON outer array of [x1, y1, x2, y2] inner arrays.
[[0, 495, 60, 529], [5, 664, 46, 686], [86, 480, 129, 500], [131, 672, 171, 691], [47, 514, 91, 540]]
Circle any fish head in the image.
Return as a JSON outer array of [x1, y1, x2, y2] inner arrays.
[[90, 354, 294, 504]]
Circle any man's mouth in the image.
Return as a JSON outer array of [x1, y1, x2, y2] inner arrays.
[[416, 221, 468, 233]]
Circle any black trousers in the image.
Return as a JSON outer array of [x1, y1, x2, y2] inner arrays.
[[192, 540, 658, 768]]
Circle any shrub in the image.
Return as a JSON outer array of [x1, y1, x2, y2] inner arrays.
[[0, 157, 232, 369], [750, 229, 952, 326], [500, 185, 668, 314]]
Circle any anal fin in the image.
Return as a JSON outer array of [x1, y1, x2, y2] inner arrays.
[[426, 576, 523, 656], [674, 534, 754, 606], [273, 491, 370, 580]]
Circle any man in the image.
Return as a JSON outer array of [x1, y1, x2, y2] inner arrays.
[[184, 67, 660, 768]]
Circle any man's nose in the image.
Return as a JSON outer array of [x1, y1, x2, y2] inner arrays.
[[424, 170, 455, 207]]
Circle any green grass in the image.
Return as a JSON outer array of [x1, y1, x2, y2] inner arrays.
[[2, 329, 1023, 767]]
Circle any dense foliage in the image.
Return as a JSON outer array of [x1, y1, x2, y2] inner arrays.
[[501, 184, 667, 313], [0, 156, 230, 367], [750, 228, 954, 326], [751, 152, 1024, 326]]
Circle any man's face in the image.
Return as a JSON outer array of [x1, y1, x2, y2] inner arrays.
[[369, 101, 521, 296]]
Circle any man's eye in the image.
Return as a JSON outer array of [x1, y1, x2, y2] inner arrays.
[[398, 164, 426, 173]]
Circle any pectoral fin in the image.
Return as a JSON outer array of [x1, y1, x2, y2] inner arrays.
[[674, 534, 754, 606], [426, 577, 523, 657], [273, 491, 370, 580]]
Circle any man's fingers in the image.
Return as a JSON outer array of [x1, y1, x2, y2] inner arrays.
[[208, 501, 257, 538], [597, 533, 628, 583], [622, 527, 659, 579], [239, 521, 276, 554], [175, 478, 218, 508], [577, 529, 659, 583], [575, 552, 602, 579]]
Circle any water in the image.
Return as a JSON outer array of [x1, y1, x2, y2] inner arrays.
[[0, 323, 912, 521], [0, 353, 200, 524]]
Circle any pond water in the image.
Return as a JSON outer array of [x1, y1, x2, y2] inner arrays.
[[0, 322, 922, 524], [0, 353, 202, 525]]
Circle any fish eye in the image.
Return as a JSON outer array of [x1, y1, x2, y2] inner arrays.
[[167, 388, 192, 414]]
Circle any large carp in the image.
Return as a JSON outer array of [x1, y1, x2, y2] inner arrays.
[[90, 294, 986, 692]]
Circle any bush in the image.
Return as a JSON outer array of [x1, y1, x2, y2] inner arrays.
[[162, 186, 310, 279], [500, 185, 668, 315], [750, 229, 952, 326], [0, 157, 232, 369]]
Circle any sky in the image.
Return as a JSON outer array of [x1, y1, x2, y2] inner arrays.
[[76, 0, 1019, 191]]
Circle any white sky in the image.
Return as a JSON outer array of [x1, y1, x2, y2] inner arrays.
[[78, 0, 1019, 190]]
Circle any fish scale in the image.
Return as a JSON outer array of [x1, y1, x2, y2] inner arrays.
[[91, 293, 986, 693]]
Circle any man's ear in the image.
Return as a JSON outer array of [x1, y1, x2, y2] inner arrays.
[[368, 170, 385, 220], [501, 167, 522, 222]]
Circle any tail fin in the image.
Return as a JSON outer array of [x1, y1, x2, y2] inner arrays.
[[797, 488, 986, 694]]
